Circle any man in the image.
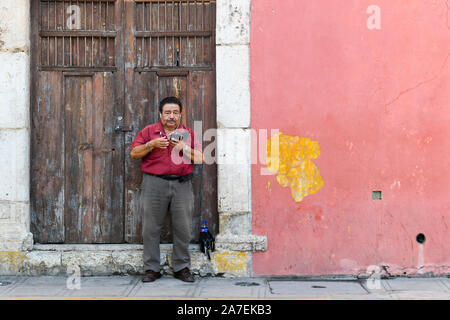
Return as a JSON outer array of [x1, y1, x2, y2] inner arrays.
[[130, 96, 203, 283]]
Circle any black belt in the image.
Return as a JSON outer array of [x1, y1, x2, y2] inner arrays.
[[145, 172, 193, 182]]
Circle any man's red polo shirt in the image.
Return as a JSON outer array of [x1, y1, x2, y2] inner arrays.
[[131, 121, 202, 176]]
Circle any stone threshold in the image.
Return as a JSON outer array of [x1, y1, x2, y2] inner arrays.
[[0, 235, 267, 277], [31, 233, 268, 252]]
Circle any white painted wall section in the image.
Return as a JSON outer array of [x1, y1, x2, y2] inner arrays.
[[0, 0, 33, 251]]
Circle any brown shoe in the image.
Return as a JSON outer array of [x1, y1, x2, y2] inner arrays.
[[142, 270, 162, 283], [174, 267, 195, 283]]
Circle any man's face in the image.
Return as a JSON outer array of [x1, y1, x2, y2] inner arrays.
[[160, 103, 181, 130]]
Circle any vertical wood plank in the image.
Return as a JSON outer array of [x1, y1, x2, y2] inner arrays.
[[124, 0, 145, 244], [91, 72, 124, 243], [31, 72, 65, 243], [64, 75, 84, 242], [200, 71, 218, 237]]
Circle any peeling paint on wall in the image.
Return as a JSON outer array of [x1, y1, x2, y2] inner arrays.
[[266, 132, 324, 202], [0, 251, 26, 273], [212, 251, 248, 275]]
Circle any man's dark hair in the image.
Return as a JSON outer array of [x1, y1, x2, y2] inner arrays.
[[159, 96, 183, 113]]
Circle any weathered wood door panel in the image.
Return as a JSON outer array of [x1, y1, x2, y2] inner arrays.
[[31, 0, 217, 244], [124, 0, 217, 243], [31, 71, 65, 243], [64, 73, 124, 243], [31, 0, 125, 243]]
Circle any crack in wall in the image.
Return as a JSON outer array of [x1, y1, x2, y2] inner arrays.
[[446, 0, 450, 30], [265, 279, 275, 295], [384, 52, 450, 107]]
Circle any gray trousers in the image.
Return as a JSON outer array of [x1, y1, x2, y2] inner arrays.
[[140, 173, 194, 273]]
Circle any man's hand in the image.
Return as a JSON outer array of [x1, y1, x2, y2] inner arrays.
[[169, 138, 186, 151], [130, 137, 169, 159], [151, 137, 170, 149], [169, 138, 203, 164]]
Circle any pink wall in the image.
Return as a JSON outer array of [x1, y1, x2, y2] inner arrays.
[[251, 0, 450, 276]]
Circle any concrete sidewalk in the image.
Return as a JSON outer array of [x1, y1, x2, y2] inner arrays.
[[0, 275, 449, 300]]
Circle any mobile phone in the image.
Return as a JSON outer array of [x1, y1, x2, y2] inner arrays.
[[169, 131, 189, 142]]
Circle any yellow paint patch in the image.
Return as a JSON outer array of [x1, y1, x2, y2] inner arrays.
[[266, 132, 324, 202], [0, 251, 26, 268], [213, 251, 248, 274]]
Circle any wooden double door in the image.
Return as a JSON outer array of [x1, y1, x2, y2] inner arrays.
[[30, 0, 217, 244]]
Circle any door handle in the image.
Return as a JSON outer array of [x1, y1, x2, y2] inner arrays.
[[114, 125, 133, 134]]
